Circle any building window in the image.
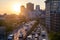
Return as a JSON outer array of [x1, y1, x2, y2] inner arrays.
[[54, 11, 56, 13], [50, 11, 53, 13], [54, 3, 57, 6]]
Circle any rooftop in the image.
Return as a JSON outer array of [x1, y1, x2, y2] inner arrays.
[[46, 0, 60, 1], [45, 0, 60, 3]]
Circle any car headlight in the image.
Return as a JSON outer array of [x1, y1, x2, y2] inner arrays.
[[42, 39, 46, 40]]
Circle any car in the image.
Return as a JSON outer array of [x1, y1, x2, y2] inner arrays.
[[27, 35, 32, 40], [8, 34, 14, 40], [35, 34, 38, 38], [42, 34, 46, 37], [42, 39, 46, 40], [41, 31, 46, 37]]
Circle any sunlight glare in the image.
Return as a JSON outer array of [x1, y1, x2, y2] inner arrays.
[[12, 3, 21, 15]]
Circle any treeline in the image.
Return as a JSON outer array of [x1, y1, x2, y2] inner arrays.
[[0, 14, 23, 34]]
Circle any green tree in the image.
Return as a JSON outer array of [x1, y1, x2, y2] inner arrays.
[[49, 32, 60, 40], [0, 20, 5, 26]]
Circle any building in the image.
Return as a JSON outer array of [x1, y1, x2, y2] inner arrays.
[[20, 5, 26, 16], [39, 10, 46, 26], [20, 3, 41, 21], [0, 14, 6, 40], [0, 26, 6, 40], [20, 5, 28, 22], [26, 3, 34, 11], [0, 15, 5, 20], [20, 5, 25, 13], [25, 5, 41, 20], [36, 5, 40, 11], [45, 0, 60, 32]]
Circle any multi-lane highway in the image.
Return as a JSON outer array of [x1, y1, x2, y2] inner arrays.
[[7, 21, 49, 40], [26, 24, 49, 40], [7, 20, 37, 40]]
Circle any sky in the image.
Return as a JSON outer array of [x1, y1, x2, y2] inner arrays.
[[0, 0, 46, 15]]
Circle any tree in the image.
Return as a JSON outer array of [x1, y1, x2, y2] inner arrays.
[[49, 32, 60, 40], [0, 20, 5, 26]]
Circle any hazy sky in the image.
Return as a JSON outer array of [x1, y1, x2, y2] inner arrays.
[[0, 0, 46, 14]]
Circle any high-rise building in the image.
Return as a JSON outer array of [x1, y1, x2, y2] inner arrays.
[[26, 3, 34, 11], [36, 5, 40, 11], [20, 5, 26, 16], [45, 0, 60, 32], [20, 5, 25, 13]]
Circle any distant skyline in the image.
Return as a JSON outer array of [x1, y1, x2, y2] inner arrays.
[[0, 0, 46, 15]]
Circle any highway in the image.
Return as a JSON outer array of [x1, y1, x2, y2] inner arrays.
[[26, 24, 49, 40], [7, 20, 37, 40], [7, 20, 49, 40]]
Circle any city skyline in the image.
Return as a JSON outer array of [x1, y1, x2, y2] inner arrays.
[[0, 0, 46, 15]]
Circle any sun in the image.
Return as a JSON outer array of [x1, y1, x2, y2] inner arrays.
[[12, 3, 21, 15]]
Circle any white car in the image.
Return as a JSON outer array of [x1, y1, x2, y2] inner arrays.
[[27, 35, 32, 40], [41, 31, 46, 37], [42, 39, 46, 40], [8, 34, 13, 40]]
